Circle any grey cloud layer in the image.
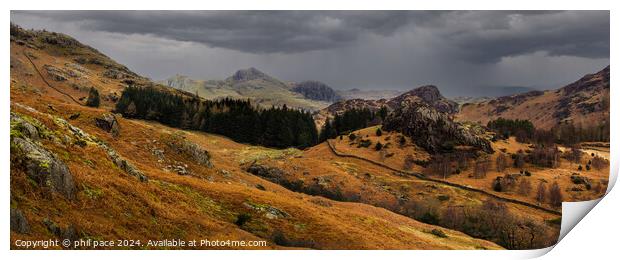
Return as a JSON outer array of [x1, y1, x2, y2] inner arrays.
[[10, 10, 610, 96], [11, 10, 609, 63]]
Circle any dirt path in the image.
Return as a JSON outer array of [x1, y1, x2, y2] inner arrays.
[[326, 140, 562, 216], [22, 50, 84, 106]]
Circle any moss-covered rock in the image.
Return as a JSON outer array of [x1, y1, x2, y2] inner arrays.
[[11, 136, 76, 200]]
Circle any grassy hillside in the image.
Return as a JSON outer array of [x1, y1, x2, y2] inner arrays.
[[457, 67, 610, 130], [10, 25, 502, 250]]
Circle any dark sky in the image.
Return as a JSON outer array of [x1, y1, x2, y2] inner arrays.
[[10, 10, 610, 97]]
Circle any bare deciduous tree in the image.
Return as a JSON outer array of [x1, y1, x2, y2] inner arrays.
[[431, 155, 452, 179], [513, 150, 526, 168], [518, 178, 532, 196], [473, 157, 491, 179], [549, 181, 563, 207], [567, 145, 582, 166], [591, 156, 608, 170], [536, 182, 547, 203], [496, 153, 508, 172], [403, 154, 416, 171]]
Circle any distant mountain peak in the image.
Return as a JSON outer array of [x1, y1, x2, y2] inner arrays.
[[292, 81, 341, 102], [229, 67, 271, 82]]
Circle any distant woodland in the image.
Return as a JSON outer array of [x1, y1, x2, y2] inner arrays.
[[115, 86, 318, 148]]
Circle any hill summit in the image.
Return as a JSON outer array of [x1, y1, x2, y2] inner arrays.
[[228, 67, 272, 82], [292, 80, 342, 103]]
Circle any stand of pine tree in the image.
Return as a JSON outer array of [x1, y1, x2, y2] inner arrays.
[[115, 86, 318, 148], [319, 108, 379, 142]]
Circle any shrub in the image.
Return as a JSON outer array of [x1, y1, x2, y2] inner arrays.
[[518, 178, 532, 196], [496, 153, 508, 172], [437, 195, 450, 201], [591, 156, 608, 170], [86, 87, 100, 107], [473, 157, 491, 179], [358, 139, 372, 148], [577, 165, 583, 171], [513, 151, 526, 168], [403, 154, 416, 170], [493, 178, 503, 192], [430, 229, 448, 238], [419, 211, 439, 225], [546, 217, 562, 226], [348, 133, 357, 141], [374, 142, 383, 151], [376, 128, 382, 136], [398, 135, 406, 147], [235, 213, 252, 226]]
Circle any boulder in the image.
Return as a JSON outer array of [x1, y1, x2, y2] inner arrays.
[[68, 112, 80, 120], [102, 69, 126, 79], [94, 113, 120, 137], [165, 136, 212, 167], [43, 65, 67, 81], [243, 202, 290, 219], [11, 113, 41, 140], [43, 218, 61, 236], [10, 208, 30, 234], [107, 149, 148, 182], [11, 137, 76, 200], [164, 164, 189, 175], [42, 218, 79, 245]]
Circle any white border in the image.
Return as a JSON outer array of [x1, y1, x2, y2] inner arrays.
[[2, 1, 617, 259]]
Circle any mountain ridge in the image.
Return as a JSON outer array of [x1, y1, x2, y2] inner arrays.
[[457, 66, 610, 129]]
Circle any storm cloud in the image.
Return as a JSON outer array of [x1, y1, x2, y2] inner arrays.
[[10, 10, 610, 96]]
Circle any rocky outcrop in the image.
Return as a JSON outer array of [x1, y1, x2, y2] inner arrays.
[[11, 113, 77, 200], [383, 99, 493, 153], [42, 218, 80, 245], [387, 85, 459, 114], [51, 111, 148, 182], [107, 149, 149, 182], [243, 202, 290, 219], [165, 135, 212, 168], [11, 136, 77, 199], [43, 64, 67, 81], [10, 208, 30, 234], [13, 103, 148, 183], [102, 69, 127, 79], [94, 113, 120, 137], [245, 163, 287, 183], [316, 85, 458, 127], [292, 81, 341, 102]]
